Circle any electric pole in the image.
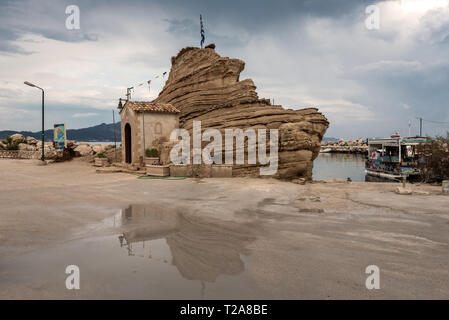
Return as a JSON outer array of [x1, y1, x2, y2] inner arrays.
[[416, 117, 422, 137]]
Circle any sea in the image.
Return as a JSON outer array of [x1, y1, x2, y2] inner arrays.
[[313, 152, 367, 182], [88, 141, 121, 146]]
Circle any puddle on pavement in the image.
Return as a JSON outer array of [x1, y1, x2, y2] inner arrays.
[[0, 205, 268, 299]]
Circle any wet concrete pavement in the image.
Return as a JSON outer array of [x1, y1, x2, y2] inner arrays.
[[0, 159, 448, 299]]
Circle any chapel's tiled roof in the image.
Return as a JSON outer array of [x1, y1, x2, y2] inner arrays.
[[124, 101, 180, 113]]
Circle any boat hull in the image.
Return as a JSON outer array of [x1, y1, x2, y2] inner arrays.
[[365, 169, 401, 181]]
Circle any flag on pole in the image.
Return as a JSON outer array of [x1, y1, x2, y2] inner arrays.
[[200, 15, 205, 48]]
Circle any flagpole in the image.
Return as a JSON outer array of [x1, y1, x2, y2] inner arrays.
[[200, 15, 205, 49]]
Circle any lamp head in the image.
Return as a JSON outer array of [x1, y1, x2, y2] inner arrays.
[[24, 81, 36, 87]]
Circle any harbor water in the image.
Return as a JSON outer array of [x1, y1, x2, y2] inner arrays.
[[313, 153, 366, 182]]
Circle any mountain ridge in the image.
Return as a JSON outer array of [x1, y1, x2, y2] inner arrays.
[[0, 122, 121, 142]]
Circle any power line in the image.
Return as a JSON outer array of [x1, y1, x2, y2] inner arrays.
[[422, 119, 449, 124]]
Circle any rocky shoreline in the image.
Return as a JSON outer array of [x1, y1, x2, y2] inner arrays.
[[0, 133, 119, 161], [320, 138, 368, 154]]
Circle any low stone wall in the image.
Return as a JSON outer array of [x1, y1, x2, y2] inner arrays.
[[320, 145, 368, 154], [170, 164, 233, 178], [0, 150, 41, 159], [321, 139, 368, 154], [0, 150, 18, 158]]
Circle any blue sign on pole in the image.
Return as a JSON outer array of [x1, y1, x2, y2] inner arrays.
[[54, 123, 66, 151]]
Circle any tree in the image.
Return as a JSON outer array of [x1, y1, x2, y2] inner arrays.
[[417, 137, 449, 182]]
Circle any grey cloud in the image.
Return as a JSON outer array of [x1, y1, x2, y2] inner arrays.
[[0, 87, 25, 98], [1, 0, 448, 137], [417, 7, 449, 44], [155, 0, 374, 29], [165, 18, 249, 48], [19, 26, 99, 43], [350, 60, 424, 76], [0, 0, 99, 55], [0, 26, 33, 54]]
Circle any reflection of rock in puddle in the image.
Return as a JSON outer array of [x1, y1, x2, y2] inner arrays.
[[118, 205, 256, 283]]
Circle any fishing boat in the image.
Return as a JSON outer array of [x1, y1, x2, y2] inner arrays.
[[365, 136, 431, 181]]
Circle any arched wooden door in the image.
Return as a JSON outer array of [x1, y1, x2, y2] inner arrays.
[[125, 123, 132, 163]]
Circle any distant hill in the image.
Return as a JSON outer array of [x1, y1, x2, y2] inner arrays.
[[0, 122, 121, 142]]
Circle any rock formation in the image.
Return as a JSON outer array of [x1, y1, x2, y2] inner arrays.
[[154, 46, 329, 179], [10, 133, 25, 144], [74, 143, 93, 156]]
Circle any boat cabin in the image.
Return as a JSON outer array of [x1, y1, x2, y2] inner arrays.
[[365, 136, 431, 180]]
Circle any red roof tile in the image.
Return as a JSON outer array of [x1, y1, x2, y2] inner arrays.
[[124, 101, 180, 114]]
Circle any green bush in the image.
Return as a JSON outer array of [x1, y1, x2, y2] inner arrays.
[[145, 148, 159, 157], [96, 152, 106, 158], [3, 135, 21, 150], [6, 142, 19, 150]]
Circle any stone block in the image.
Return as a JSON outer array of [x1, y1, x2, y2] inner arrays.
[[443, 180, 449, 194], [211, 164, 233, 178], [147, 165, 170, 177], [170, 164, 191, 177]]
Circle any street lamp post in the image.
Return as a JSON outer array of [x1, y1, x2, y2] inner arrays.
[[24, 81, 45, 161]]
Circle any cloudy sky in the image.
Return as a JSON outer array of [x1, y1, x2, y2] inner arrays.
[[0, 0, 448, 138]]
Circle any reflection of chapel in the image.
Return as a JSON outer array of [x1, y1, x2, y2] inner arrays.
[[118, 100, 180, 164]]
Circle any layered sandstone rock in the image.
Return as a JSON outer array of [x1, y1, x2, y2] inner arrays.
[[154, 46, 329, 179]]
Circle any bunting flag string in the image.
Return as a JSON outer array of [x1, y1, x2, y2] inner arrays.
[[124, 71, 166, 100], [124, 29, 208, 98]]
